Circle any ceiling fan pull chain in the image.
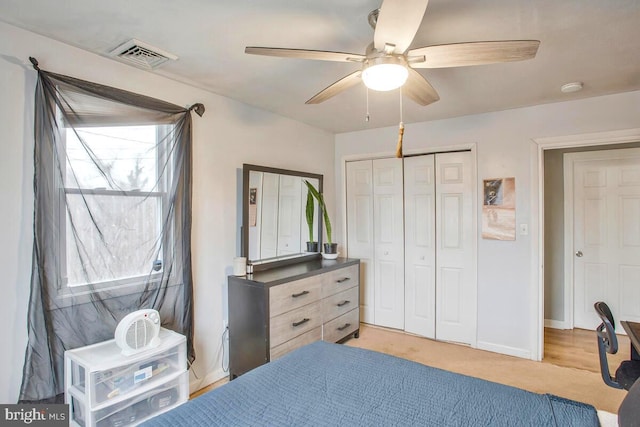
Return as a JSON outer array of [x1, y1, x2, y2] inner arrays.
[[396, 88, 404, 158], [365, 88, 370, 122]]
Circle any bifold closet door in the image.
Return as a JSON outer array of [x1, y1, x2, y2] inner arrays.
[[348, 153, 474, 341], [404, 155, 436, 338], [346, 158, 404, 328], [372, 158, 405, 329], [346, 160, 375, 323], [404, 151, 475, 344], [435, 151, 475, 345]]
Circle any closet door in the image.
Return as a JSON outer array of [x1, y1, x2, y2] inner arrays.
[[373, 158, 405, 329], [346, 160, 375, 323], [404, 155, 436, 338], [435, 151, 476, 345]]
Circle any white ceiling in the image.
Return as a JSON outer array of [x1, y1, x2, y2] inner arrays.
[[1, 0, 639, 133]]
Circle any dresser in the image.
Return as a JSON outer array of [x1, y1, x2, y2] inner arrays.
[[228, 257, 360, 379]]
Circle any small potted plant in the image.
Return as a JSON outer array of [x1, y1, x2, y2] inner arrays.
[[304, 180, 338, 257], [305, 185, 318, 252]]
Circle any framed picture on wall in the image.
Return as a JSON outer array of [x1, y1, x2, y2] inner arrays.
[[482, 177, 516, 240]]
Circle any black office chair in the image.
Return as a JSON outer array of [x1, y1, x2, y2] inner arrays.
[[594, 301, 640, 390]]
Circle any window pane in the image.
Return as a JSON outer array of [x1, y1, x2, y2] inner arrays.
[[65, 126, 159, 192], [65, 193, 162, 287]]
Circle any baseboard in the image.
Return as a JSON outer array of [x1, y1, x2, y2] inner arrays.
[[189, 367, 227, 395], [544, 319, 571, 329], [477, 341, 532, 360]]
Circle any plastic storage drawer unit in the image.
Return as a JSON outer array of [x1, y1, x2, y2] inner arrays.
[[65, 328, 188, 427]]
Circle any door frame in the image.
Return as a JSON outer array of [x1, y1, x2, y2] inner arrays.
[[533, 128, 640, 361]]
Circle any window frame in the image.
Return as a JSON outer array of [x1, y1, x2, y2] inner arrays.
[[51, 122, 177, 304]]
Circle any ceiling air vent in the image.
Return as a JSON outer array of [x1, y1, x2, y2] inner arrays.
[[109, 39, 178, 70]]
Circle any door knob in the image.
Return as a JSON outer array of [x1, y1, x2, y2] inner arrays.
[[575, 250, 583, 257]]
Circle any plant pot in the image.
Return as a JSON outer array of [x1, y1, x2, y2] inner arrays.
[[323, 243, 338, 254], [306, 241, 319, 252]]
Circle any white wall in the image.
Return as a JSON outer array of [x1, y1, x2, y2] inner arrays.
[[0, 21, 334, 403], [335, 90, 640, 359]]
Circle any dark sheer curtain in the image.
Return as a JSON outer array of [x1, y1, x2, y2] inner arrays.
[[19, 59, 203, 402]]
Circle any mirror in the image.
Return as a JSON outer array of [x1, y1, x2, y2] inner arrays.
[[242, 164, 323, 268]]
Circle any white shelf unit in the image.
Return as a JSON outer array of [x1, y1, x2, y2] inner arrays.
[[65, 328, 188, 427]]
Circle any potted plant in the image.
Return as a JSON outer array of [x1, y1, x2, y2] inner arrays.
[[304, 180, 337, 256], [305, 185, 318, 252]]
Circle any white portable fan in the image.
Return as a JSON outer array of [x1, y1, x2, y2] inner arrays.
[[115, 309, 162, 356]]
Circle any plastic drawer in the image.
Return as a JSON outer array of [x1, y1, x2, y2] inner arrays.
[[89, 341, 185, 406], [70, 371, 188, 427]]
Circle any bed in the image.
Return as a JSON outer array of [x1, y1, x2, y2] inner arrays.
[[142, 341, 600, 426]]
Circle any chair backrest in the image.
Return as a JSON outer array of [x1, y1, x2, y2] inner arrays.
[[594, 301, 623, 389], [594, 301, 619, 354], [595, 301, 616, 328]]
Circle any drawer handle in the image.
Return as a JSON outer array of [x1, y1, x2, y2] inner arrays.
[[336, 277, 351, 283], [292, 318, 310, 327], [337, 323, 351, 331], [337, 300, 350, 307], [292, 290, 310, 298]]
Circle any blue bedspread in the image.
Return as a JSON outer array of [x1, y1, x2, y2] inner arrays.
[[143, 341, 599, 426]]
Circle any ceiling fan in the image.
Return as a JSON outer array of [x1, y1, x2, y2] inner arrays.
[[245, 0, 540, 106]]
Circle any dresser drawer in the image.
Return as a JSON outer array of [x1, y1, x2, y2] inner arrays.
[[270, 327, 322, 361], [270, 301, 322, 348], [323, 308, 359, 343], [322, 286, 359, 322], [270, 275, 322, 317], [321, 264, 359, 297]]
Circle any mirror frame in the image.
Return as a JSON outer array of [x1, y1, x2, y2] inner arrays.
[[242, 163, 324, 271]]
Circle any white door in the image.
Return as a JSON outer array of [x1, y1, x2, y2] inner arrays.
[[435, 152, 476, 344], [404, 155, 436, 338], [346, 160, 375, 323], [570, 149, 640, 331], [373, 158, 405, 329]]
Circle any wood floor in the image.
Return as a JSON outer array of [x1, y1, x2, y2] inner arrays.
[[543, 326, 631, 373]]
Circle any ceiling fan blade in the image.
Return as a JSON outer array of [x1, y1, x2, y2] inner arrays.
[[245, 47, 365, 62], [306, 71, 363, 104], [374, 0, 429, 54], [403, 68, 439, 106], [408, 40, 540, 68]]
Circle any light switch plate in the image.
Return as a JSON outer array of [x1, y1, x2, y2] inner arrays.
[[519, 224, 529, 235]]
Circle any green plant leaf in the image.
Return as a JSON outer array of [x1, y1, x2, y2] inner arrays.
[[304, 180, 332, 244], [317, 192, 331, 244], [305, 188, 315, 242]]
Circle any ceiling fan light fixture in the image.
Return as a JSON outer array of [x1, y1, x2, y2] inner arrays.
[[362, 57, 408, 91]]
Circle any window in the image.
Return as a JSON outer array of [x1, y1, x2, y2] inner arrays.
[[59, 124, 173, 295]]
